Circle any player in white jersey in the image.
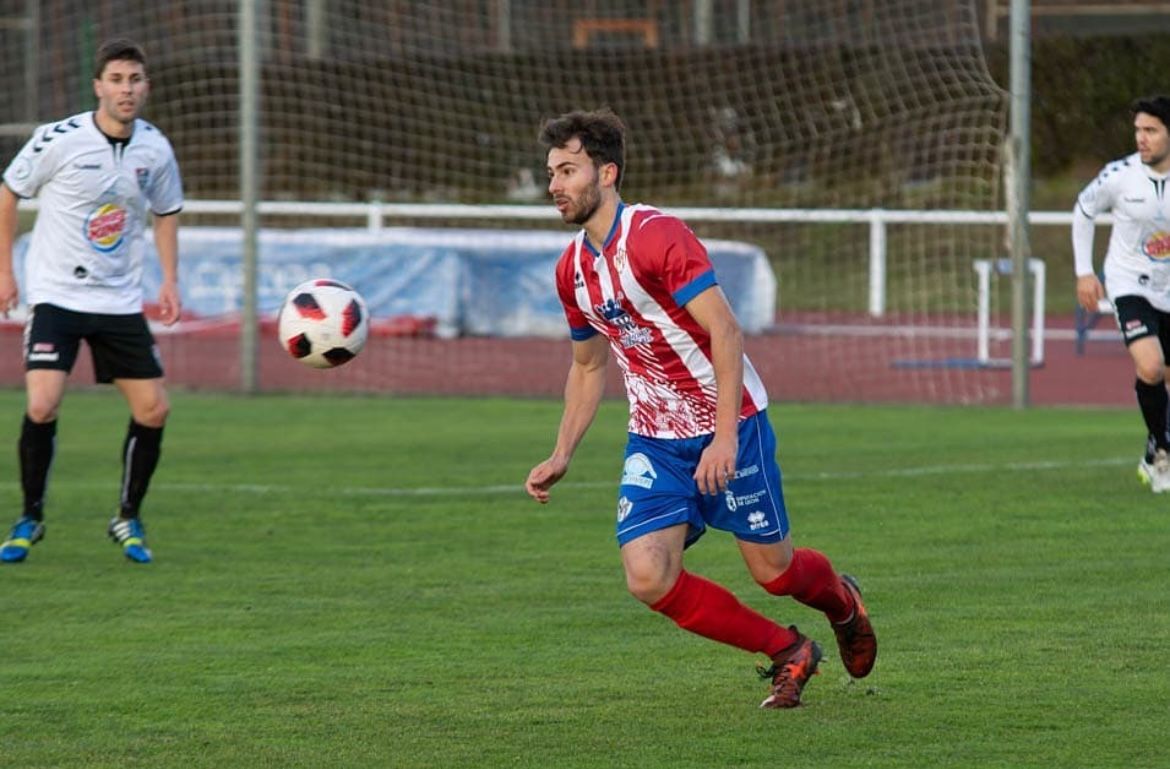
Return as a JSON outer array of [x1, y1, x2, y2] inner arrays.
[[0, 39, 183, 563], [1074, 96, 1170, 493], [525, 110, 875, 708]]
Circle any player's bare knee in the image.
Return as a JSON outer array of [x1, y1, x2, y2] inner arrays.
[[1136, 362, 1164, 385], [625, 569, 675, 606], [749, 563, 788, 588], [25, 402, 59, 424], [133, 397, 170, 427]]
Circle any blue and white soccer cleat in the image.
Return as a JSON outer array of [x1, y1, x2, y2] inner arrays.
[[1, 516, 45, 563], [108, 516, 153, 563]]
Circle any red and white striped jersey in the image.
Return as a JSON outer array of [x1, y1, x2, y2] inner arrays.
[[555, 202, 768, 439]]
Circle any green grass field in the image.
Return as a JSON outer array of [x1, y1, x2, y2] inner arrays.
[[0, 391, 1165, 768]]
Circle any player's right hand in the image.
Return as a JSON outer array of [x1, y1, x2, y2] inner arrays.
[[1076, 274, 1106, 313], [525, 456, 569, 504], [0, 272, 18, 318]]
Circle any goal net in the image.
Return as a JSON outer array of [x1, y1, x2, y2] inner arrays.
[[0, 0, 1009, 403]]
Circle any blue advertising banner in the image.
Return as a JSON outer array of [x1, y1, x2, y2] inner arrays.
[[14, 227, 776, 337]]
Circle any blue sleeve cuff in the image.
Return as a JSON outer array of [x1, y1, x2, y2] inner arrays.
[[672, 269, 717, 307], [570, 325, 599, 341]]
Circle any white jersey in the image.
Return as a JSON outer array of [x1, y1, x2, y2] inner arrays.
[[1073, 152, 1170, 310], [2, 111, 183, 314]]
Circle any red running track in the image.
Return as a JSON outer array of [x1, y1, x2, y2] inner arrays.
[[0, 315, 1135, 407]]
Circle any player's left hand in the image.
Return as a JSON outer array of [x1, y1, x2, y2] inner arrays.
[[695, 435, 737, 496], [157, 281, 181, 326]]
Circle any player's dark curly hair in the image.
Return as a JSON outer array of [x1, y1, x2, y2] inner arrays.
[[539, 108, 627, 190], [93, 39, 147, 80], [1131, 96, 1170, 129]]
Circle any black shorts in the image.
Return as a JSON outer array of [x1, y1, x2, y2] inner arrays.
[[1113, 295, 1170, 352], [24, 303, 164, 382]]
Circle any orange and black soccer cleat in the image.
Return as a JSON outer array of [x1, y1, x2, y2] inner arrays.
[[832, 574, 877, 679], [758, 628, 822, 709]]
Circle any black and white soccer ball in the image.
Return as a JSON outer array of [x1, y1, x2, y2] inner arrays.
[[277, 279, 369, 369]]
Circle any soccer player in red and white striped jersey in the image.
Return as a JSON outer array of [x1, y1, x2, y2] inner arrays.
[[525, 109, 876, 708]]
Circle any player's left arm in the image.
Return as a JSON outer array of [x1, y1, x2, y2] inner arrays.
[[152, 212, 181, 326], [686, 285, 743, 496]]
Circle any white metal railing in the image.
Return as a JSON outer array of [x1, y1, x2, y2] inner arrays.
[[18, 199, 1103, 318]]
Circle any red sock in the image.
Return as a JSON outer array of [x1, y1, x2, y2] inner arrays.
[[651, 570, 796, 657], [762, 548, 852, 623]]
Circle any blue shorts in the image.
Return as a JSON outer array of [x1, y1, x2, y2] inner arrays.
[[614, 410, 790, 548]]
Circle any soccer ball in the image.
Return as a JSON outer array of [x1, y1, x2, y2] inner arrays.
[[277, 279, 369, 368]]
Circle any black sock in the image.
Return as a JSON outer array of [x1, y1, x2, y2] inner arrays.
[[1135, 378, 1170, 458], [19, 416, 56, 521], [120, 420, 164, 519]]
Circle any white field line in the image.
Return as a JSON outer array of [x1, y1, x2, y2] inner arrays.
[[3, 456, 1134, 498]]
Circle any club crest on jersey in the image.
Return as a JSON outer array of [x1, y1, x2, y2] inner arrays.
[[613, 247, 628, 272], [1142, 230, 1170, 261], [595, 298, 652, 348], [84, 203, 127, 253], [136, 167, 150, 191]]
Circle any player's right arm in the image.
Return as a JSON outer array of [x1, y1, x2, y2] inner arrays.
[[1072, 163, 1116, 312], [0, 121, 58, 317], [525, 333, 608, 503], [0, 184, 20, 316]]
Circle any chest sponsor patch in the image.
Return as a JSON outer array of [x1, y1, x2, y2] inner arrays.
[[1142, 230, 1170, 261], [85, 203, 127, 253]]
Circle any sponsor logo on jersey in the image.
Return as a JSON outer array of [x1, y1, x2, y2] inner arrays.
[[136, 167, 150, 191], [595, 297, 653, 348], [574, 271, 584, 289], [73, 162, 102, 170], [1142, 230, 1170, 261], [617, 495, 633, 523], [84, 203, 127, 253], [596, 297, 630, 326], [621, 452, 657, 489]]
